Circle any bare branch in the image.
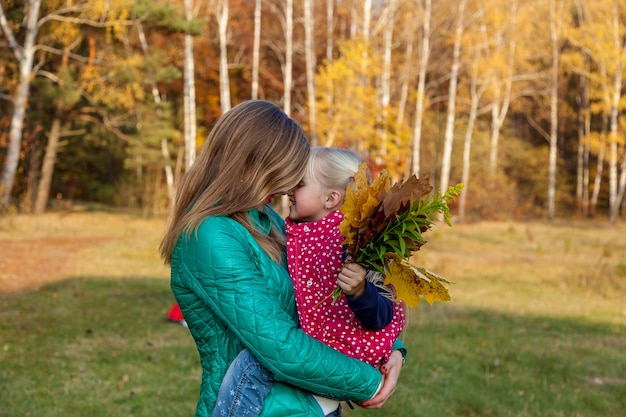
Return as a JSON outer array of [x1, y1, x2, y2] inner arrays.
[[525, 113, 550, 142], [38, 11, 139, 30], [0, 5, 24, 61], [33, 44, 98, 64], [76, 114, 134, 142], [0, 93, 14, 103]]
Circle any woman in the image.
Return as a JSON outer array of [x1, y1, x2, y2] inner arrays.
[[160, 100, 404, 417]]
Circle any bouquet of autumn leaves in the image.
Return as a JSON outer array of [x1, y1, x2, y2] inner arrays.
[[336, 163, 463, 308]]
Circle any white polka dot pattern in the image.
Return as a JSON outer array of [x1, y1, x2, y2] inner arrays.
[[286, 211, 405, 367]]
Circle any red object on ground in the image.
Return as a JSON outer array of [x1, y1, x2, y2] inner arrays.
[[167, 303, 185, 322]]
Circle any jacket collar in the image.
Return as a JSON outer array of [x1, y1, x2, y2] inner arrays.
[[249, 207, 272, 236]]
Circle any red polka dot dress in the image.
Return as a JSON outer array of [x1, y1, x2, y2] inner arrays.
[[286, 210, 405, 368]]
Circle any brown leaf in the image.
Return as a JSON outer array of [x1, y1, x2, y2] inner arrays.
[[382, 173, 433, 218]]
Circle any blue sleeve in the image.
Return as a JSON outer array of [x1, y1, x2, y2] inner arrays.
[[346, 281, 393, 330]]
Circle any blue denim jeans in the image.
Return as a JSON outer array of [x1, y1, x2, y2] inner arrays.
[[212, 349, 273, 417], [212, 349, 342, 417]]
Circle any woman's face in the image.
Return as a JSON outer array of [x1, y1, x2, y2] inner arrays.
[[287, 174, 327, 222]]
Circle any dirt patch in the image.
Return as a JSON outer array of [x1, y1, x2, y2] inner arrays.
[[0, 237, 112, 295]]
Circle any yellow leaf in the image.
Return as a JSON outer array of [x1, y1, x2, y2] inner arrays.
[[383, 253, 452, 309]]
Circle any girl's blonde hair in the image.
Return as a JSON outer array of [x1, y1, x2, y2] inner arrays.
[[307, 147, 363, 198], [160, 100, 310, 264]]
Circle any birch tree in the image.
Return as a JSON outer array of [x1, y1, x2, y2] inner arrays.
[[606, 1, 626, 223], [484, 0, 516, 174], [568, 0, 626, 222], [0, 0, 135, 211], [546, 0, 561, 221], [213, 0, 231, 113], [375, 0, 397, 159], [410, 0, 431, 176], [251, 0, 262, 100], [303, 0, 318, 145], [0, 0, 42, 210], [439, 0, 467, 195], [457, 4, 492, 223], [183, 0, 201, 169]]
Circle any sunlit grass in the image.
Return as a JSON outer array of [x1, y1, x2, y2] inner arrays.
[[1, 211, 624, 417]]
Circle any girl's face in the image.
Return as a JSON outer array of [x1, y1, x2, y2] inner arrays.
[[287, 174, 327, 222]]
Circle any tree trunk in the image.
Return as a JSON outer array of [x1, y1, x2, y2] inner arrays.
[[0, 0, 42, 210], [576, 62, 590, 217], [547, 0, 559, 222], [216, 0, 231, 113], [410, 0, 431, 176], [379, 0, 396, 160], [184, 0, 198, 170], [251, 0, 262, 100], [304, 0, 318, 145], [440, 0, 466, 195], [589, 116, 607, 217], [459, 49, 487, 224], [608, 7, 624, 224], [283, 0, 293, 115], [33, 106, 62, 214], [326, 0, 334, 62]]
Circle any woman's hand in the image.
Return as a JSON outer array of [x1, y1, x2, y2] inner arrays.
[[337, 262, 367, 298], [357, 350, 404, 409]]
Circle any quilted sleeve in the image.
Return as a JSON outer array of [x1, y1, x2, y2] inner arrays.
[[184, 218, 382, 402]]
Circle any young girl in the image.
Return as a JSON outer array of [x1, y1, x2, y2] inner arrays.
[[212, 147, 406, 417]]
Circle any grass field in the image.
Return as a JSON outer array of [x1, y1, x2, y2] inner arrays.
[[0, 209, 624, 417]]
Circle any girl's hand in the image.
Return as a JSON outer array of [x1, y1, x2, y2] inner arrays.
[[337, 263, 367, 298], [357, 350, 404, 409]]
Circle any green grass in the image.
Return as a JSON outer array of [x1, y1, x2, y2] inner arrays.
[[1, 211, 625, 417], [0, 278, 199, 417]]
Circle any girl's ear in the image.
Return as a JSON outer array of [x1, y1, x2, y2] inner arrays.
[[325, 190, 343, 211]]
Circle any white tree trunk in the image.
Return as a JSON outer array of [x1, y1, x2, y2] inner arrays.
[[458, 46, 487, 223], [547, 0, 559, 221], [576, 63, 590, 216], [283, 0, 293, 115], [440, 0, 466, 195], [326, 0, 334, 62], [304, 0, 317, 145], [252, 0, 262, 100], [608, 7, 625, 223], [184, 0, 198, 170], [488, 2, 516, 175], [488, 74, 513, 174], [590, 118, 607, 216], [0, 0, 42, 209], [410, 0, 431, 176], [216, 0, 231, 113], [379, 0, 396, 159]]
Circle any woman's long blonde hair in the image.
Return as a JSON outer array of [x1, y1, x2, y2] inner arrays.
[[160, 100, 310, 264]]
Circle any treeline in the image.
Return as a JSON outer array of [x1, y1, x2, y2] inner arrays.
[[1, 0, 625, 222]]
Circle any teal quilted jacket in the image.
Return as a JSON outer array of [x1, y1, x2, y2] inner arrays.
[[170, 206, 390, 417]]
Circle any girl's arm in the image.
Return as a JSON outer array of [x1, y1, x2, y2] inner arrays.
[[339, 264, 393, 330]]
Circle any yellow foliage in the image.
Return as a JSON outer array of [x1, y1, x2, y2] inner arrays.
[[337, 163, 458, 308], [384, 253, 452, 309]]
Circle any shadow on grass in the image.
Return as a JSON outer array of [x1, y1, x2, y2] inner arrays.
[[1, 277, 625, 417]]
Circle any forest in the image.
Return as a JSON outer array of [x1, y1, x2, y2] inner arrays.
[[1, 0, 626, 223]]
